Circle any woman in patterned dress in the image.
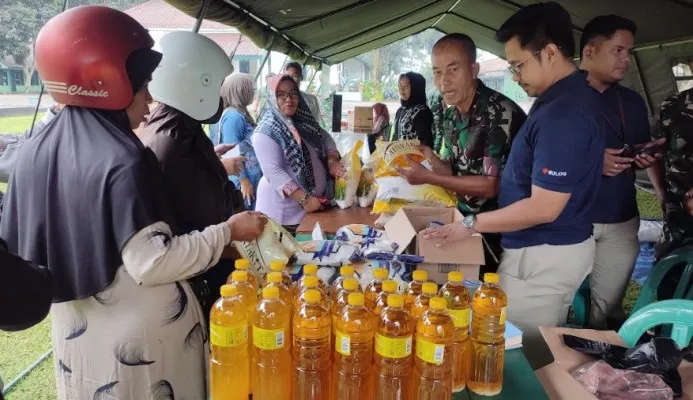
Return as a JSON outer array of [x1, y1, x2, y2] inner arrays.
[[0, 7, 266, 399]]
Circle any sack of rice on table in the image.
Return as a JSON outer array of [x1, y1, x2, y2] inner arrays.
[[357, 157, 378, 208], [234, 217, 302, 280], [335, 140, 363, 209], [372, 140, 456, 215]]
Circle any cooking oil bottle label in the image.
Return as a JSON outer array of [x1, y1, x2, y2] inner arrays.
[[253, 326, 285, 350], [416, 338, 445, 365], [336, 331, 351, 356], [210, 323, 248, 347], [448, 308, 470, 328], [500, 307, 507, 324], [375, 334, 412, 359]]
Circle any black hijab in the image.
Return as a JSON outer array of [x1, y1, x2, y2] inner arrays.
[[0, 48, 169, 303], [400, 72, 428, 107]]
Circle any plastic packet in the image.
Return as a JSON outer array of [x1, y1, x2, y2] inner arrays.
[[335, 140, 363, 209], [295, 240, 362, 267], [572, 360, 674, 400], [234, 218, 302, 277], [335, 224, 397, 251]]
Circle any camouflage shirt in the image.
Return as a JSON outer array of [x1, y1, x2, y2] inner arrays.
[[429, 93, 446, 151], [652, 88, 693, 255], [435, 80, 527, 214]]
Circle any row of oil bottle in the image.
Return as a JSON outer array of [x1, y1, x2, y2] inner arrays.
[[209, 259, 508, 400]]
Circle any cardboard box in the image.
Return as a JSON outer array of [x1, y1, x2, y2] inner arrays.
[[384, 206, 484, 284], [536, 326, 693, 400], [349, 106, 374, 133]]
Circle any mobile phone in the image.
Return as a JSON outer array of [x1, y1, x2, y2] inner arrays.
[[632, 142, 666, 157], [221, 145, 241, 159]]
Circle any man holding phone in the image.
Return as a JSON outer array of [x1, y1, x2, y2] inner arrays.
[[579, 15, 663, 329]]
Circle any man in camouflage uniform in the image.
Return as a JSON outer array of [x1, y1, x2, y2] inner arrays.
[[398, 33, 526, 274], [650, 88, 693, 259], [429, 91, 447, 151]]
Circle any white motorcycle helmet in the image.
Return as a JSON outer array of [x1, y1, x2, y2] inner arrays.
[[149, 31, 233, 122]]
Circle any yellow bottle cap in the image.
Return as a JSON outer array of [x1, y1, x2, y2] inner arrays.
[[373, 267, 388, 280], [263, 286, 280, 299], [448, 271, 463, 283], [348, 292, 365, 306], [484, 273, 499, 284], [235, 259, 250, 270], [340, 265, 355, 276], [430, 297, 446, 310], [220, 284, 238, 297], [422, 282, 437, 295], [387, 294, 404, 308], [304, 276, 319, 288], [267, 272, 282, 284], [231, 270, 248, 282], [412, 270, 428, 281], [343, 278, 359, 291], [269, 260, 285, 272], [304, 264, 318, 275], [302, 289, 321, 304], [382, 280, 398, 293]]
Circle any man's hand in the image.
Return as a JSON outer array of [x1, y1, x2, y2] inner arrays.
[[240, 178, 254, 204], [421, 223, 473, 247], [396, 155, 433, 185], [302, 196, 322, 213], [227, 211, 267, 242], [633, 138, 666, 169], [222, 156, 246, 176], [418, 145, 439, 161], [603, 148, 634, 177], [214, 143, 237, 157]]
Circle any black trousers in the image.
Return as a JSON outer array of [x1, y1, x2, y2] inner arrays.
[[479, 232, 502, 280]]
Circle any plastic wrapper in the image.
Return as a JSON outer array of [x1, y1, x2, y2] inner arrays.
[[371, 140, 456, 215], [335, 140, 363, 209], [335, 224, 398, 252], [572, 360, 674, 400], [234, 218, 302, 278], [295, 240, 361, 267], [563, 334, 691, 396], [357, 161, 377, 208]]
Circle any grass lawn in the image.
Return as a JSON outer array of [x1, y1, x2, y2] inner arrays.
[[0, 113, 662, 399]]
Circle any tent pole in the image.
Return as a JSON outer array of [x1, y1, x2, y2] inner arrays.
[[632, 53, 654, 116], [192, 0, 213, 33], [307, 67, 318, 91], [254, 50, 271, 81], [280, 55, 289, 71]]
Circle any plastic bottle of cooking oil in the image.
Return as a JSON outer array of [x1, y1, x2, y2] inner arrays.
[[231, 258, 258, 293], [230, 270, 257, 393], [269, 260, 293, 288], [364, 267, 388, 310], [374, 294, 414, 400], [293, 289, 332, 400], [330, 265, 355, 304], [439, 271, 471, 393], [372, 280, 398, 315], [294, 263, 327, 298], [209, 284, 249, 400], [265, 272, 293, 309], [294, 275, 328, 311], [411, 282, 437, 323], [468, 273, 508, 396], [332, 278, 361, 352], [413, 297, 455, 400], [405, 270, 428, 308], [253, 286, 291, 400], [333, 292, 376, 400]]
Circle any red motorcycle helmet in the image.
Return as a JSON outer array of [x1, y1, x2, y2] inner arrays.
[[35, 6, 156, 110]]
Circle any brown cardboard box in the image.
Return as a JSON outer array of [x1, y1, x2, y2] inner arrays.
[[349, 106, 374, 133], [536, 326, 693, 400], [384, 206, 484, 284]]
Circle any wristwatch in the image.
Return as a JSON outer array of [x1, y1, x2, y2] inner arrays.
[[461, 214, 477, 233]]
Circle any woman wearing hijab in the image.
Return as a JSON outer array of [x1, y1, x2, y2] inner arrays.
[[253, 75, 343, 235], [141, 31, 250, 317], [218, 73, 263, 210], [390, 72, 434, 148], [369, 102, 390, 153], [0, 8, 265, 399]]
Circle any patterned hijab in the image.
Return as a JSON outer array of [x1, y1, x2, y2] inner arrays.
[[256, 74, 333, 196], [221, 73, 256, 126], [393, 72, 429, 141]]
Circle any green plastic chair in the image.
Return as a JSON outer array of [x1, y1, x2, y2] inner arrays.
[[631, 245, 693, 314], [570, 277, 592, 327], [618, 299, 693, 347]]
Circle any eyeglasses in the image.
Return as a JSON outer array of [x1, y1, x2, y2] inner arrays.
[[277, 91, 299, 100], [508, 50, 542, 76]]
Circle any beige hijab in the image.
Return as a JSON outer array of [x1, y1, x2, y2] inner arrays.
[[220, 73, 256, 126]]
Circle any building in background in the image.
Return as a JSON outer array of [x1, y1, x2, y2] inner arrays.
[[1, 57, 41, 94]]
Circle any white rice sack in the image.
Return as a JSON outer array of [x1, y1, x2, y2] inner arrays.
[[234, 218, 302, 278], [335, 140, 363, 209]]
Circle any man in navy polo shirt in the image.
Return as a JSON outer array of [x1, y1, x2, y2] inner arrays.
[[423, 2, 605, 367], [580, 15, 664, 329]]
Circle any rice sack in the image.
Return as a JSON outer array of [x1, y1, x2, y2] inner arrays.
[[295, 240, 361, 267], [335, 140, 363, 209], [234, 217, 302, 279]]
